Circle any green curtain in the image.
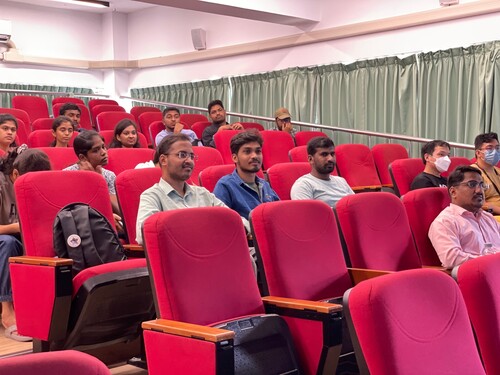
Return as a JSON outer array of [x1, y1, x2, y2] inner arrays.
[[0, 84, 94, 108]]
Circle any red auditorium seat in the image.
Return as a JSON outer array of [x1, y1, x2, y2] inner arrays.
[[93, 108, 129, 131], [141, 207, 342, 375], [10, 171, 154, 354], [336, 192, 422, 271], [345, 269, 484, 375], [190, 146, 224, 186], [260, 130, 295, 170], [0, 108, 31, 130], [213, 129, 241, 164], [191, 121, 212, 140], [14, 118, 30, 146], [115, 167, 162, 245], [52, 103, 93, 130], [27, 129, 77, 148], [0, 350, 111, 375], [180, 113, 208, 127], [294, 131, 328, 146], [289, 145, 338, 175], [130, 105, 161, 123], [37, 147, 78, 170], [88, 98, 118, 110], [199, 164, 264, 192], [240, 122, 265, 131], [455, 253, 500, 375], [389, 157, 424, 197], [32, 117, 55, 131], [12, 95, 50, 123], [442, 156, 472, 177], [335, 144, 383, 192], [138, 112, 163, 146], [266, 162, 310, 200], [90, 104, 125, 127], [106, 148, 156, 175], [52, 97, 85, 107], [149, 121, 165, 147], [371, 143, 409, 187], [100, 130, 148, 149], [402, 187, 450, 266]]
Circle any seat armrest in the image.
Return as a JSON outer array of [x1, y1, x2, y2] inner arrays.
[[262, 296, 341, 314], [423, 265, 452, 275], [123, 244, 145, 257], [352, 185, 382, 192], [142, 319, 234, 343], [348, 268, 392, 285], [9, 256, 73, 267]]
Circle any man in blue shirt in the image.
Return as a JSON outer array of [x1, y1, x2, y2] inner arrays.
[[214, 130, 279, 220]]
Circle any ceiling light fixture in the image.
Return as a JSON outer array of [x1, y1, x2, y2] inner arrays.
[[54, 0, 110, 8]]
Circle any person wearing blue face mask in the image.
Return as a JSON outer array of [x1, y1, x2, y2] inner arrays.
[[471, 132, 500, 219], [410, 140, 451, 191]]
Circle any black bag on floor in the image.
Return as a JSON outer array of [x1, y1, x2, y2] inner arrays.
[[53, 203, 126, 274]]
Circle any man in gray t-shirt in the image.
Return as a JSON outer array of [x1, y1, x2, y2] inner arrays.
[[291, 137, 354, 207]]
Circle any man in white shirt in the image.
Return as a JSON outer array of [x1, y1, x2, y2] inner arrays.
[[291, 137, 354, 206]]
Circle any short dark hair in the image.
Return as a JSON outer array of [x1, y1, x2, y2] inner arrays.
[[447, 165, 482, 190], [208, 100, 224, 114], [162, 107, 180, 117], [109, 119, 140, 148], [52, 116, 74, 132], [0, 114, 18, 129], [72, 130, 104, 157], [307, 136, 335, 156], [474, 132, 498, 150], [58, 103, 81, 115], [13, 149, 51, 175], [156, 133, 191, 155], [230, 130, 262, 154], [420, 140, 450, 165]]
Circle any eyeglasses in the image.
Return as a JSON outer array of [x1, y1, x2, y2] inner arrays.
[[279, 118, 291, 123], [455, 180, 490, 190], [480, 146, 500, 151], [167, 151, 198, 161]]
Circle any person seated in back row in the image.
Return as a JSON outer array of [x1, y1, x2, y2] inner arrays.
[[155, 107, 199, 147], [108, 119, 141, 148], [410, 140, 451, 191], [202, 100, 243, 148], [274, 107, 295, 137], [58, 103, 83, 131]]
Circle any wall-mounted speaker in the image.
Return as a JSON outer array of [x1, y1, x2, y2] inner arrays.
[[191, 28, 206, 51]]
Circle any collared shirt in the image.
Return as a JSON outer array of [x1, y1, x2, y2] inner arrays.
[[290, 173, 354, 207], [63, 164, 116, 194], [429, 203, 500, 268], [213, 169, 280, 220], [155, 128, 199, 147], [471, 163, 500, 205], [136, 178, 248, 244]]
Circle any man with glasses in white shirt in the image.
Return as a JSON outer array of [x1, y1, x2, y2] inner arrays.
[[429, 165, 500, 269]]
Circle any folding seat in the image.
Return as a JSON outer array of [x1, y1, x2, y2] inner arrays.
[[335, 144, 384, 192], [52, 97, 85, 107], [336, 192, 423, 271], [289, 145, 308, 162], [402, 187, 450, 266], [0, 349, 111, 375], [0, 107, 31, 129], [344, 268, 484, 375], [130, 105, 161, 123], [191, 120, 212, 140], [95, 111, 133, 132], [240, 121, 265, 131], [27, 129, 77, 148], [52, 103, 93, 130], [199, 164, 264, 192], [138, 112, 163, 144], [442, 156, 472, 177], [294, 131, 328, 146], [266, 162, 310, 200], [32, 117, 55, 131], [371, 143, 409, 187], [213, 129, 241, 164], [14, 118, 30, 146], [90, 105, 126, 127], [9, 170, 154, 354], [389, 157, 424, 197], [88, 98, 118, 110], [99, 130, 148, 149], [454, 253, 500, 375], [189, 146, 224, 186], [115, 167, 162, 245], [260, 130, 295, 170], [106, 148, 156, 175], [149, 120, 166, 147], [141, 206, 343, 375], [12, 95, 49, 123], [180, 113, 208, 127], [37, 147, 78, 170]]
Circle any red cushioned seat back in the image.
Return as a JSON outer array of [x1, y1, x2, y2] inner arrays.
[[251, 200, 352, 300], [335, 144, 381, 189], [266, 162, 310, 200], [115, 167, 162, 244], [149, 121, 165, 147], [180, 113, 208, 127], [456, 253, 500, 375], [138, 112, 162, 145], [32, 117, 55, 131], [130, 106, 161, 123], [213, 129, 241, 164], [336, 192, 421, 271], [199, 164, 264, 192], [52, 103, 92, 130], [260, 130, 295, 170], [240, 122, 265, 131], [15, 170, 115, 257], [88, 98, 118, 110], [106, 148, 155, 176], [289, 146, 338, 175], [143, 207, 264, 325], [294, 131, 328, 147], [191, 121, 212, 140], [190, 146, 224, 186], [37, 147, 79, 170], [389, 157, 424, 196], [442, 156, 472, 177], [91, 105, 125, 127], [371, 143, 409, 186], [27, 129, 77, 148], [14, 118, 30, 146], [0, 107, 31, 130], [99, 130, 148, 149], [346, 268, 484, 375], [12, 95, 49, 123], [95, 111, 134, 132], [52, 97, 85, 107], [402, 187, 450, 266]]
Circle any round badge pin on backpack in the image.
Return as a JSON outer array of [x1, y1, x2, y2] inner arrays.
[[67, 234, 82, 248]]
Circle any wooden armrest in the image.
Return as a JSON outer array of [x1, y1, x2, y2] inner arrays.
[[9, 256, 73, 267], [348, 267, 392, 285], [381, 183, 393, 188], [352, 185, 382, 192], [262, 296, 342, 314], [423, 265, 452, 275], [142, 319, 234, 343], [123, 244, 144, 252]]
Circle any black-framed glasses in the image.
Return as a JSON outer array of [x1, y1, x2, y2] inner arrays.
[[167, 151, 198, 161], [456, 180, 489, 190], [280, 117, 291, 123]]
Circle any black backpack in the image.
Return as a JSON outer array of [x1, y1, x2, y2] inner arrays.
[[53, 203, 126, 274]]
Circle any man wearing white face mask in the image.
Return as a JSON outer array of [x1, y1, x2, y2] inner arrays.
[[410, 140, 451, 191], [471, 132, 500, 217]]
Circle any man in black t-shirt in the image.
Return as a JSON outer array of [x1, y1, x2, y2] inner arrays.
[[410, 140, 451, 191]]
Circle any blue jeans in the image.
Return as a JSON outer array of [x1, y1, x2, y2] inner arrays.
[[0, 235, 23, 302]]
